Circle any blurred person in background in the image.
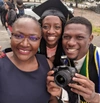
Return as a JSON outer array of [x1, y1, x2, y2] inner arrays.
[[0, 0, 5, 25], [16, 0, 25, 18], [4, 1, 17, 35], [0, 0, 3, 5]]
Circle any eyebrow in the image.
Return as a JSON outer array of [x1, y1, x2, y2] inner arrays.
[[14, 31, 39, 36]]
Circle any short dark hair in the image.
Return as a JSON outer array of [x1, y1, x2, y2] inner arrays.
[[65, 16, 92, 35], [6, 1, 13, 9], [16, 0, 23, 5]]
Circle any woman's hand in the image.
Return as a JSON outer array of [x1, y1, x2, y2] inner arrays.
[[0, 46, 5, 58], [47, 70, 62, 97], [68, 73, 99, 103]]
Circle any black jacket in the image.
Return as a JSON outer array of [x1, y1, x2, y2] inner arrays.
[[6, 9, 17, 26]]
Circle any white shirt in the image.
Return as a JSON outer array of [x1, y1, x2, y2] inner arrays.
[[74, 55, 86, 72]]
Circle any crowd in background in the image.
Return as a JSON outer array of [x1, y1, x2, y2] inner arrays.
[[0, 0, 25, 35]]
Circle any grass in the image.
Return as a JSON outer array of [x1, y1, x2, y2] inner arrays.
[[92, 26, 100, 36]]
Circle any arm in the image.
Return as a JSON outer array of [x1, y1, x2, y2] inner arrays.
[[47, 59, 59, 103], [47, 69, 69, 103], [68, 73, 100, 103], [0, 46, 6, 58]]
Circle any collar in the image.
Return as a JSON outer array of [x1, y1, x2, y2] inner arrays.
[[74, 55, 86, 72]]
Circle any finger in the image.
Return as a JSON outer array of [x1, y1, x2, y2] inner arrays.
[[71, 87, 93, 100], [68, 82, 95, 101], [73, 73, 94, 89], [69, 83, 92, 94], [47, 82, 61, 96], [47, 75, 54, 84], [70, 87, 96, 103], [47, 70, 54, 76]]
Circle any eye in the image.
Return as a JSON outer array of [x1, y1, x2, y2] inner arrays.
[[55, 26, 61, 30], [12, 34, 24, 39], [42, 25, 50, 30], [62, 35, 71, 40], [29, 36, 40, 41], [77, 36, 84, 40]]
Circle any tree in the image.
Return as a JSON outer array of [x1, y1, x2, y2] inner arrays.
[[75, 0, 78, 7]]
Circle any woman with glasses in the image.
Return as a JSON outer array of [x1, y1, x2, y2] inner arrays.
[[0, 15, 53, 103]]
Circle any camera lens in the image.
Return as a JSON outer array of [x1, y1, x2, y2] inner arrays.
[[56, 75, 65, 84], [54, 70, 72, 87]]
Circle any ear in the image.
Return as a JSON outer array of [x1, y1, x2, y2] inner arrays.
[[89, 34, 93, 44]]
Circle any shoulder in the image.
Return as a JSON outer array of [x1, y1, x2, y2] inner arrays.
[[96, 46, 100, 56], [96, 47, 100, 52], [10, 9, 16, 14], [36, 54, 46, 58]]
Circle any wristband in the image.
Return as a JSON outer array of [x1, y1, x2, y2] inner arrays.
[[56, 88, 69, 103]]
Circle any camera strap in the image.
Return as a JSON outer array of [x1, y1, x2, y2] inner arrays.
[[57, 98, 63, 103], [69, 59, 75, 68]]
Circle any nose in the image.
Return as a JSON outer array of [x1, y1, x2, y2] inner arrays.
[[20, 38, 30, 47], [67, 38, 77, 46], [47, 27, 55, 34]]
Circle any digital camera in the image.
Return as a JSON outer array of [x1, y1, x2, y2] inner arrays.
[[53, 56, 77, 88]]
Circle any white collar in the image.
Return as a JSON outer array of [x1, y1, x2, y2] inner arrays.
[[74, 55, 86, 72]]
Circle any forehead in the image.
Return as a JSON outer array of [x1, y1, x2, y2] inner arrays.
[[42, 15, 62, 24], [13, 18, 41, 36], [64, 23, 89, 34]]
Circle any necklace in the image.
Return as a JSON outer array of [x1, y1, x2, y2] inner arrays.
[[46, 45, 57, 58]]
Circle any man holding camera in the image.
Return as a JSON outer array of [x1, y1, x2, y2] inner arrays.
[[47, 16, 100, 103]]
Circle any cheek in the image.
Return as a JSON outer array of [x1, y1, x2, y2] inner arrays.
[[57, 31, 62, 38], [77, 42, 89, 57], [62, 40, 67, 47], [10, 39, 17, 48], [81, 41, 89, 49], [42, 30, 46, 37], [31, 42, 41, 50]]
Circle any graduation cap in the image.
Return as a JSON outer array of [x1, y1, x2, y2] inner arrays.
[[32, 0, 74, 22]]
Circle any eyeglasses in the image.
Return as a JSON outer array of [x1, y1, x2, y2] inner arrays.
[[12, 33, 41, 42]]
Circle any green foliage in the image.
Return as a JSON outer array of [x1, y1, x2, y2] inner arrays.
[[67, 0, 85, 3], [93, 26, 100, 35], [96, 0, 100, 2]]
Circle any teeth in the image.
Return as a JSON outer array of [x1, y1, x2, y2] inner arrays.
[[47, 36, 55, 41], [68, 49, 76, 52], [20, 49, 29, 53]]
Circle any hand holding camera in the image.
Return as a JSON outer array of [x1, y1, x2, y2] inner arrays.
[[53, 55, 78, 88], [53, 65, 78, 88], [47, 70, 62, 97], [47, 55, 77, 97]]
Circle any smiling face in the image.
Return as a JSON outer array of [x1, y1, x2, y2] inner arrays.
[[62, 23, 93, 60], [42, 15, 62, 48], [11, 17, 41, 61]]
